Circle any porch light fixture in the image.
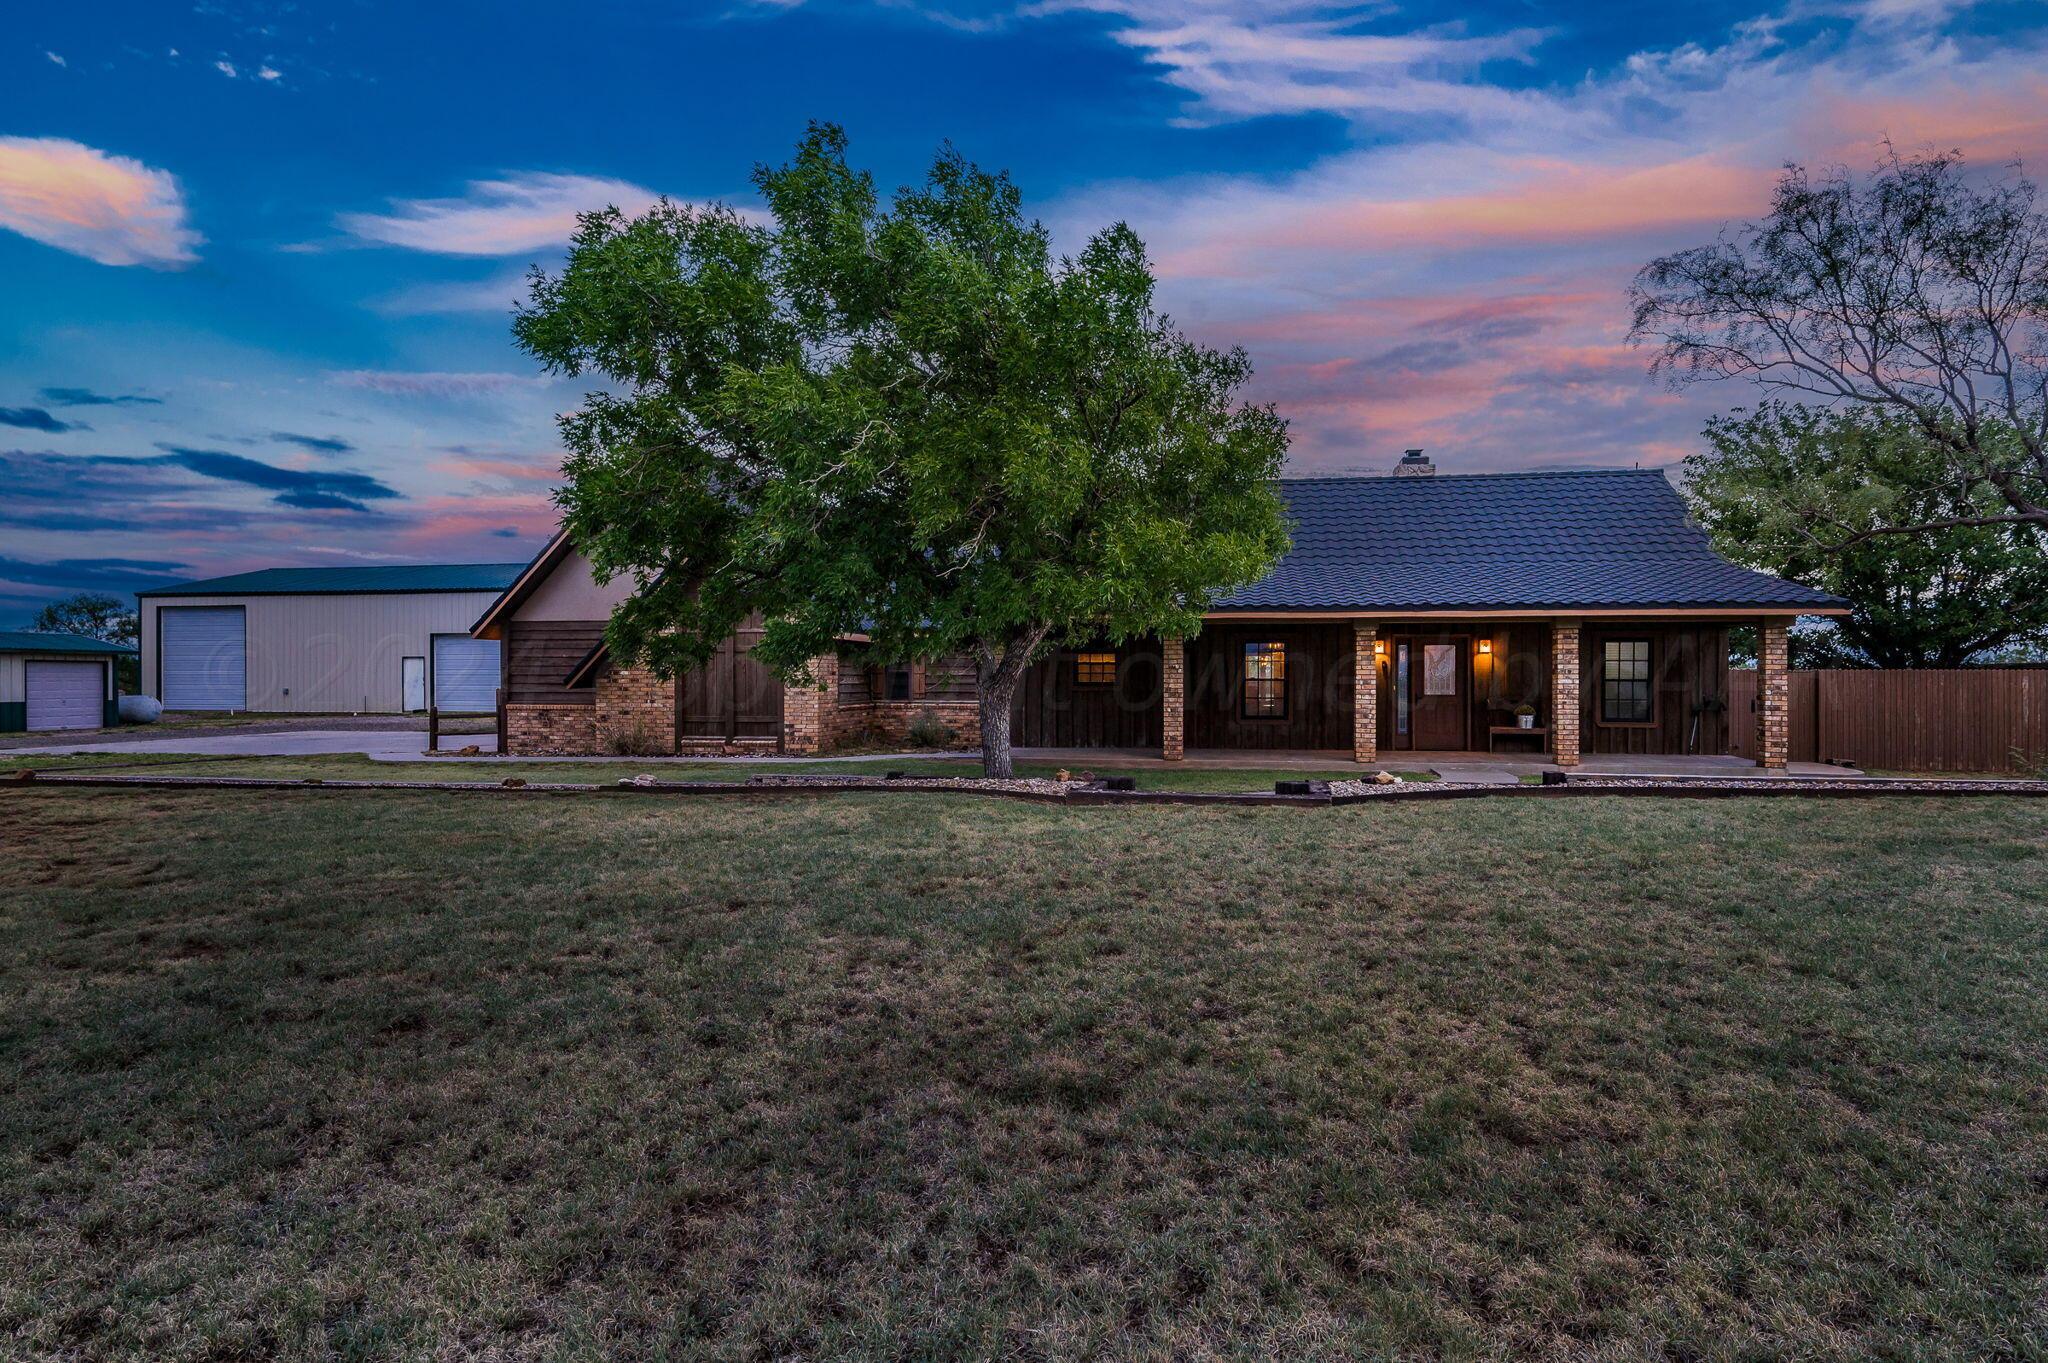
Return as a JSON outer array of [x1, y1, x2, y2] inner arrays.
[[1374, 638, 1387, 657], [1477, 639, 1492, 655]]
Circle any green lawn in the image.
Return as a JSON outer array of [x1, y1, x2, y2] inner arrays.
[[0, 750, 1427, 793], [2, 789, 2044, 1359]]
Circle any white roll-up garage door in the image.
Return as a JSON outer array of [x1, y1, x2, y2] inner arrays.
[[431, 635, 499, 712], [25, 661, 104, 731], [161, 607, 246, 710]]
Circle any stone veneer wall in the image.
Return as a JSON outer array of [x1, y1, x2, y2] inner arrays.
[[507, 650, 990, 756], [1161, 637, 1185, 761], [1550, 620, 1581, 767], [831, 700, 982, 750], [1352, 622, 1377, 762], [505, 703, 598, 756], [594, 665, 677, 754], [1756, 619, 1790, 769]]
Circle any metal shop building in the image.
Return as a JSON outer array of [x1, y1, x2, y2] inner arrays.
[[136, 563, 523, 714]]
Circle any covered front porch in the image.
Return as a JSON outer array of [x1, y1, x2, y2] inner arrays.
[[1012, 615, 1799, 770]]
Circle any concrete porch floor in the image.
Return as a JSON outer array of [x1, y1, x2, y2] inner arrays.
[[1015, 748, 1861, 778]]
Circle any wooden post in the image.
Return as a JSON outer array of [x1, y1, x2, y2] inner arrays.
[[427, 705, 439, 753], [1353, 622, 1378, 763]]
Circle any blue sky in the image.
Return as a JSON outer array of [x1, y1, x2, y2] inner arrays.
[[5, 0, 2047, 623]]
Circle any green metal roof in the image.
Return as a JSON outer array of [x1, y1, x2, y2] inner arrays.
[[0, 631, 136, 656], [136, 562, 528, 598]]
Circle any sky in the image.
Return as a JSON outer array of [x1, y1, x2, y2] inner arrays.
[[4, 0, 2047, 624]]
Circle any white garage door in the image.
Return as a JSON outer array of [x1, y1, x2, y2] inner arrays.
[[161, 607, 246, 710], [25, 661, 104, 731], [431, 636, 499, 712]]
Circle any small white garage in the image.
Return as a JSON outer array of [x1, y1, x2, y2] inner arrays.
[[0, 632, 132, 733]]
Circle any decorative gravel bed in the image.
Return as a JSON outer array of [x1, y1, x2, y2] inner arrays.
[[740, 773, 1082, 796], [1562, 774, 2048, 795]]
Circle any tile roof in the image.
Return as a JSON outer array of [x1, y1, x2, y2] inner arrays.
[[1214, 469, 1844, 612], [0, 630, 136, 655], [137, 562, 527, 598]]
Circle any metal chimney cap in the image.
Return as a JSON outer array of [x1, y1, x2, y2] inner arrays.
[[1394, 448, 1435, 476]]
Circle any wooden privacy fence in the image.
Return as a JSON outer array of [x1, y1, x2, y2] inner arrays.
[[1727, 668, 2048, 772]]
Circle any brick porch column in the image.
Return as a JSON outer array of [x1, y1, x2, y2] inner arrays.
[[1161, 636, 1185, 761], [1352, 622, 1378, 763], [1551, 619, 1581, 768], [1757, 619, 1790, 769], [782, 652, 839, 755]]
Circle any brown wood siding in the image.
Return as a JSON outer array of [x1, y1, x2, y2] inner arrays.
[[1187, 624, 1352, 750], [1580, 624, 1730, 756], [1376, 622, 1554, 752], [1012, 640, 1164, 748], [678, 614, 782, 739], [503, 621, 605, 707], [1728, 667, 2047, 771]]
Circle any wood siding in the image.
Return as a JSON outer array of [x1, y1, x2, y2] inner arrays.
[[1012, 640, 1165, 748], [677, 616, 782, 739], [1579, 624, 1731, 757], [1377, 622, 1556, 753], [1728, 667, 2048, 771], [1187, 624, 1353, 750], [502, 621, 605, 707]]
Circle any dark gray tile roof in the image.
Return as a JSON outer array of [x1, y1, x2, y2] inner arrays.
[[0, 630, 136, 656], [1213, 469, 1843, 612], [139, 562, 526, 598]]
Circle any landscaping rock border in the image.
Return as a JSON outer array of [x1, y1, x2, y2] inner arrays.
[[4, 767, 2044, 804]]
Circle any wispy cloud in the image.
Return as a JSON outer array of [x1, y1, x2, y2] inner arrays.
[[0, 554, 190, 592], [327, 369, 548, 397], [335, 172, 668, 256], [39, 386, 164, 407], [0, 407, 85, 433], [152, 443, 400, 512], [1034, 0, 2048, 473], [1029, 1, 1547, 127], [270, 430, 354, 454], [0, 136, 202, 268]]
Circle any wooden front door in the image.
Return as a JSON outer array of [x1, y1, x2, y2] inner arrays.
[[677, 619, 784, 745], [1406, 636, 1469, 750]]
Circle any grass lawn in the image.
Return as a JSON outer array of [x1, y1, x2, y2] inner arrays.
[[0, 750, 1427, 793], [2, 789, 2044, 1359]]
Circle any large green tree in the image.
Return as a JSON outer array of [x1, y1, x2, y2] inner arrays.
[[514, 125, 1290, 776], [1688, 404, 2048, 665]]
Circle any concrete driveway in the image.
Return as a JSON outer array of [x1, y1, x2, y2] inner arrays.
[[4, 727, 497, 759]]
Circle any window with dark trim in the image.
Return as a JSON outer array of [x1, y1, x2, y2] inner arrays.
[[1074, 651, 1116, 687], [1600, 638, 1653, 723], [885, 665, 913, 701], [1242, 641, 1286, 718]]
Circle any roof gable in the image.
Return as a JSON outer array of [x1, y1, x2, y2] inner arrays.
[[1216, 469, 1844, 613]]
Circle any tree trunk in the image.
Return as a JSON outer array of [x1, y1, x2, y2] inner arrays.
[[978, 669, 1018, 778], [975, 628, 1048, 779]]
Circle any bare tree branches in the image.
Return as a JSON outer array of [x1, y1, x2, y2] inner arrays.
[[1631, 150, 2048, 532]]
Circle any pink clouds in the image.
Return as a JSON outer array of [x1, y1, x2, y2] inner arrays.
[[0, 136, 200, 267], [393, 494, 559, 550]]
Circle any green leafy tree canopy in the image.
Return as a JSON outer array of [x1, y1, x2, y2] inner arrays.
[[1688, 404, 2048, 666], [31, 592, 137, 646], [514, 124, 1290, 775]]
